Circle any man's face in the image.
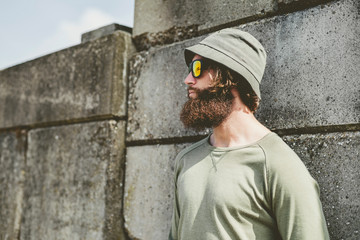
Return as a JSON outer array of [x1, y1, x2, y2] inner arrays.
[[180, 55, 234, 131], [184, 55, 214, 99]]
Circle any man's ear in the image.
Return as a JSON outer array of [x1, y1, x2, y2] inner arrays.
[[230, 87, 240, 99], [208, 68, 216, 84], [230, 88, 252, 113]]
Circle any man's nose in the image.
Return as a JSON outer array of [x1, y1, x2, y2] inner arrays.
[[184, 72, 196, 86]]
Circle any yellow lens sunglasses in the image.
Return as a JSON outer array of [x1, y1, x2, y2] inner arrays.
[[188, 59, 208, 78]]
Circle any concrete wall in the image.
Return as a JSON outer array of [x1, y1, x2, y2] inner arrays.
[[0, 26, 135, 240], [21, 121, 126, 240], [0, 0, 359, 239], [0, 30, 133, 129]]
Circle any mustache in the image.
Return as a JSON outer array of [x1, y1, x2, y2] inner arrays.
[[187, 86, 230, 100], [187, 87, 202, 98], [187, 86, 213, 96], [187, 86, 200, 92]]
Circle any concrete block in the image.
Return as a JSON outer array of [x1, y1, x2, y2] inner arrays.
[[0, 131, 26, 240], [0, 31, 135, 129], [283, 131, 360, 240], [81, 23, 132, 43], [133, 0, 277, 45], [245, 0, 360, 130], [21, 121, 127, 239], [127, 0, 360, 142], [124, 144, 189, 240]]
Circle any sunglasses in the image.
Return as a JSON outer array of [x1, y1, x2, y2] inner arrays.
[[188, 59, 208, 78]]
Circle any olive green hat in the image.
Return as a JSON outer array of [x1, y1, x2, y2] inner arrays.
[[184, 28, 267, 99]]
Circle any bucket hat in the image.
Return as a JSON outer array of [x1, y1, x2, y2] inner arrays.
[[185, 28, 267, 99]]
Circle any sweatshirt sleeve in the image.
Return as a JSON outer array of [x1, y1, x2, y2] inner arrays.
[[169, 152, 183, 240], [265, 141, 330, 240], [169, 180, 179, 240]]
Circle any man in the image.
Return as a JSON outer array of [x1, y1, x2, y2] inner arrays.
[[169, 28, 329, 240]]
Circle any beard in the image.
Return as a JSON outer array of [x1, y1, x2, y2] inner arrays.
[[180, 87, 234, 131]]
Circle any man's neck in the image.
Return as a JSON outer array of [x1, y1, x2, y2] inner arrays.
[[209, 109, 270, 148]]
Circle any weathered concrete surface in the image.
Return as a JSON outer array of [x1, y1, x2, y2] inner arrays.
[[283, 132, 360, 240], [127, 0, 360, 142], [21, 121, 126, 240], [278, 0, 333, 6], [124, 131, 359, 239], [0, 131, 26, 240], [133, 0, 277, 37], [124, 144, 189, 240], [0, 31, 135, 129], [81, 24, 132, 43], [247, 0, 360, 130], [132, 0, 336, 50]]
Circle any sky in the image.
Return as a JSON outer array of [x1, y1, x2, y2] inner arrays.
[[0, 0, 134, 70]]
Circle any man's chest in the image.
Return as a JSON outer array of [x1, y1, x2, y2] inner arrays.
[[177, 151, 268, 214]]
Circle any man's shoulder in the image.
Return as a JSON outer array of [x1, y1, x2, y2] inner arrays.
[[258, 132, 298, 159], [258, 133, 314, 183]]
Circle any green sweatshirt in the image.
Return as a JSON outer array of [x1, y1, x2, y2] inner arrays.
[[170, 132, 329, 240]]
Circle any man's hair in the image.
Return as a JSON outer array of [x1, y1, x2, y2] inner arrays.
[[206, 59, 260, 112]]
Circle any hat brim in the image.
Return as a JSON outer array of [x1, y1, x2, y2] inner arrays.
[[185, 44, 261, 99]]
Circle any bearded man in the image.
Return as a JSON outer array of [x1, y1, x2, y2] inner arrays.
[[169, 28, 329, 240]]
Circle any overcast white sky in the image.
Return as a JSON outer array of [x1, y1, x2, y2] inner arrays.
[[0, 0, 134, 70]]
